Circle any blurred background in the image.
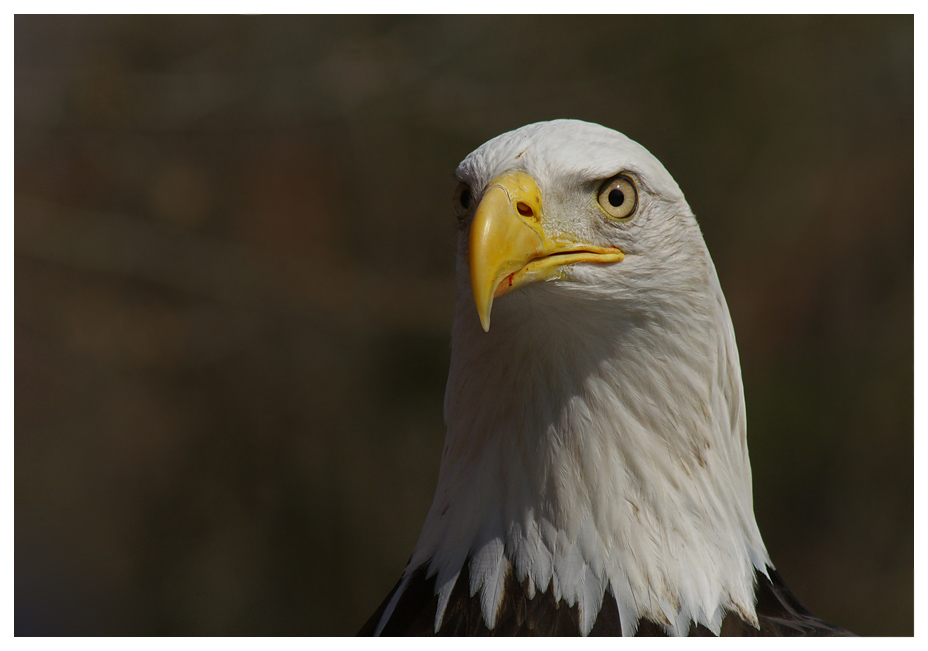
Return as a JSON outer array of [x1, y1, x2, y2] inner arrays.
[[15, 15, 912, 636]]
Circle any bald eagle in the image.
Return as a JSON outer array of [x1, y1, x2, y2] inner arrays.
[[358, 120, 853, 636]]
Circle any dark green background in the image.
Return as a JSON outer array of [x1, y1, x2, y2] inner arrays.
[[15, 15, 912, 636]]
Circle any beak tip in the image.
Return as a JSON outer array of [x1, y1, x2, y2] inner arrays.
[[475, 299, 492, 332], [472, 280, 493, 333]]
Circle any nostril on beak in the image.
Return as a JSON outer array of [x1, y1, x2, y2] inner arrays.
[[516, 202, 535, 219]]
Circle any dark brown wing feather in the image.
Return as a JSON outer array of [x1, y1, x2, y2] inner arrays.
[[358, 563, 854, 636], [738, 567, 855, 636]]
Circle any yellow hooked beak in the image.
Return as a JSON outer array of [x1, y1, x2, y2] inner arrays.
[[469, 171, 624, 332]]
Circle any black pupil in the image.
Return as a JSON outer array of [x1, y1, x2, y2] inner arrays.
[[608, 188, 625, 207]]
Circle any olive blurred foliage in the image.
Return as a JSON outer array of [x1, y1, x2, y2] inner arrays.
[[15, 15, 912, 636]]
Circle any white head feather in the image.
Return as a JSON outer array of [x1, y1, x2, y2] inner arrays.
[[375, 119, 770, 636]]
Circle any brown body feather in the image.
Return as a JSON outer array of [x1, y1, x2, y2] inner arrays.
[[359, 563, 853, 636]]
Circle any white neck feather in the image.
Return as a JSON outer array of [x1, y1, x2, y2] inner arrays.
[[378, 246, 770, 637]]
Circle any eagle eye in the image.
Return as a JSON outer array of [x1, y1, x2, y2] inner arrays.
[[453, 182, 473, 220], [597, 174, 638, 221]]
